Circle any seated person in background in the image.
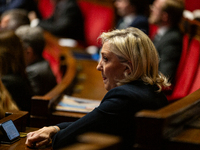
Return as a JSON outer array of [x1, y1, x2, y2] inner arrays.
[[0, 79, 19, 119], [114, 0, 149, 35], [0, 9, 30, 31], [25, 27, 170, 150], [0, 30, 32, 113], [0, 0, 41, 18], [15, 25, 57, 96], [29, 0, 85, 42], [149, 0, 184, 83]]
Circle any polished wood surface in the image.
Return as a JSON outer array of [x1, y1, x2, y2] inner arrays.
[[0, 127, 52, 150], [0, 130, 121, 150], [0, 111, 46, 150], [134, 88, 200, 150], [59, 132, 121, 150], [0, 111, 120, 150], [30, 32, 107, 127], [72, 59, 107, 100], [0, 111, 28, 132], [49, 59, 107, 125]]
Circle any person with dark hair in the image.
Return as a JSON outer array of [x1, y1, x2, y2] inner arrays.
[[29, 0, 84, 41], [0, 9, 30, 31], [0, 30, 32, 112], [149, 0, 184, 82], [25, 27, 169, 150], [114, 0, 149, 35], [15, 25, 57, 95]]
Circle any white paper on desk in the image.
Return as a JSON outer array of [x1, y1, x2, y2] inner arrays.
[[58, 38, 78, 47], [55, 95, 100, 113]]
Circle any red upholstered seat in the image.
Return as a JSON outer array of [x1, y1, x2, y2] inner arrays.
[[42, 50, 61, 83], [167, 35, 200, 101], [42, 42, 62, 83], [185, 0, 200, 12], [173, 34, 190, 79], [189, 63, 200, 93], [37, 0, 54, 19], [78, 1, 115, 47], [149, 24, 158, 40]]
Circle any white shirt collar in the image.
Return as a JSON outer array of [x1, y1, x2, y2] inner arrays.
[[123, 13, 136, 26], [157, 26, 169, 37]]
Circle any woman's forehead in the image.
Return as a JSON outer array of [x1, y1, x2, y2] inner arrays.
[[101, 42, 111, 53]]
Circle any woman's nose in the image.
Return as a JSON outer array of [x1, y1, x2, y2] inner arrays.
[[96, 60, 102, 71]]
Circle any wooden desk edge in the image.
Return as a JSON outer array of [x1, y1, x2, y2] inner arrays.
[[135, 88, 200, 119]]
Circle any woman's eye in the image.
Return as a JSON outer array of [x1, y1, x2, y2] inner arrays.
[[103, 57, 108, 62]]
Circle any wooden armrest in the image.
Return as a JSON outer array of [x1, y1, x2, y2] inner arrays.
[[61, 132, 121, 150], [0, 111, 28, 132], [30, 32, 77, 127], [134, 88, 200, 149]]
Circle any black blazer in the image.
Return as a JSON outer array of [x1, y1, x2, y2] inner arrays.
[[2, 74, 32, 112], [116, 15, 149, 35], [26, 59, 57, 96], [153, 27, 183, 82], [52, 80, 168, 149]]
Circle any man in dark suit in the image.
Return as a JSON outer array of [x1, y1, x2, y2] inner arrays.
[[114, 0, 149, 35], [149, 0, 184, 82], [29, 0, 84, 42], [15, 25, 57, 96]]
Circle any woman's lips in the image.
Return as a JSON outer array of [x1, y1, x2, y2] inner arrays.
[[102, 76, 107, 81]]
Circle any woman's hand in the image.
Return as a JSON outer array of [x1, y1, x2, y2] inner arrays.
[[25, 126, 60, 148]]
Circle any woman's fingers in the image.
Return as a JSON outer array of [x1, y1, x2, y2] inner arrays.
[[25, 127, 55, 148], [25, 132, 41, 147], [35, 138, 51, 148]]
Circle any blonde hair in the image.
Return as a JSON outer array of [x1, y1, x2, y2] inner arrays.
[[0, 80, 19, 119], [99, 27, 170, 92]]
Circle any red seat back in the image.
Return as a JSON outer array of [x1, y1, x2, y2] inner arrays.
[[189, 63, 200, 93], [185, 0, 200, 12], [149, 24, 158, 40], [37, 0, 54, 19], [167, 36, 200, 101], [78, 1, 115, 47]]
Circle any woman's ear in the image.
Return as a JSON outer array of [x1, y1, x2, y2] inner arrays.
[[125, 61, 132, 75], [125, 66, 131, 75]]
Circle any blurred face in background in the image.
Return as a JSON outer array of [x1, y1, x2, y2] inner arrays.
[[149, 0, 165, 25], [114, 0, 135, 17], [0, 15, 10, 30]]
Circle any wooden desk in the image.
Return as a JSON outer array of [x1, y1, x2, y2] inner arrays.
[[30, 32, 107, 127], [71, 59, 107, 100], [0, 111, 49, 150], [0, 130, 121, 150], [48, 59, 107, 125], [0, 111, 28, 132], [134, 88, 200, 150], [0, 127, 52, 150]]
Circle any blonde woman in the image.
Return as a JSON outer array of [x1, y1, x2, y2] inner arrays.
[[0, 80, 19, 119], [26, 27, 170, 149]]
